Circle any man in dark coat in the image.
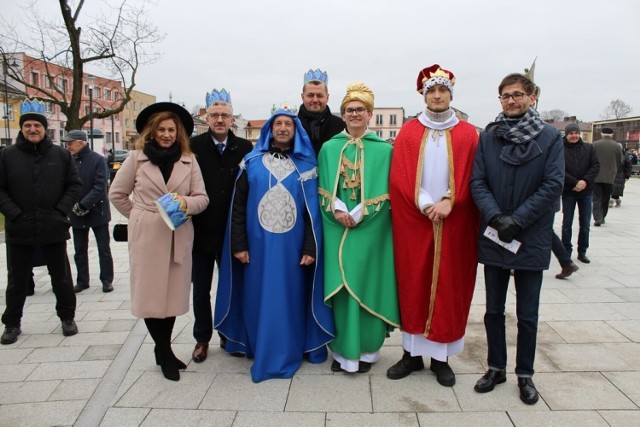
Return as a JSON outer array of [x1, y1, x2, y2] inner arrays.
[[189, 90, 253, 362], [592, 127, 624, 226], [297, 69, 345, 157], [0, 101, 82, 344], [470, 74, 564, 405], [64, 130, 114, 293], [559, 123, 599, 265]]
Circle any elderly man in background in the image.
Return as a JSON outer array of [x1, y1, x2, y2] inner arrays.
[[592, 127, 624, 227], [64, 129, 114, 293]]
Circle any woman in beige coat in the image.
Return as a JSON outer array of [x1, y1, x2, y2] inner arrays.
[[109, 102, 208, 381]]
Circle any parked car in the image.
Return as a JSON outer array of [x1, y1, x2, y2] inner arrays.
[[108, 149, 129, 181]]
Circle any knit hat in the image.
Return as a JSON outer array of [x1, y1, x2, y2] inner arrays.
[[564, 123, 580, 134], [19, 99, 48, 130], [61, 129, 88, 142], [340, 82, 374, 114], [416, 64, 455, 96], [601, 127, 614, 135]]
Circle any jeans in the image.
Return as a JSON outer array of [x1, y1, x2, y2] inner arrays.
[[551, 232, 572, 266], [3, 242, 76, 327], [72, 225, 114, 286], [191, 248, 220, 343], [592, 183, 612, 223], [483, 265, 543, 377], [561, 193, 592, 257]]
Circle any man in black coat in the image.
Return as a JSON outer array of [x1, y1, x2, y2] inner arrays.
[[297, 69, 345, 157], [0, 104, 82, 344], [189, 94, 253, 362], [63, 130, 114, 293]]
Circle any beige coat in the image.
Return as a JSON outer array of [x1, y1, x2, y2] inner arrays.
[[109, 150, 209, 318]]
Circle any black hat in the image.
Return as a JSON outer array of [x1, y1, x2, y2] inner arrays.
[[601, 127, 614, 135], [135, 102, 194, 135]]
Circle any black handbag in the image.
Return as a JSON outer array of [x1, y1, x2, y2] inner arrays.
[[113, 223, 128, 242]]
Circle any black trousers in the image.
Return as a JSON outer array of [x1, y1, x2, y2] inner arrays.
[[3, 242, 76, 327], [191, 248, 219, 343], [72, 225, 114, 286]]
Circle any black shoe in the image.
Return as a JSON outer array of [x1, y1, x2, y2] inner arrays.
[[1, 326, 21, 345], [61, 319, 78, 336], [331, 360, 343, 372], [577, 254, 590, 264], [102, 282, 114, 293], [518, 377, 539, 405], [156, 346, 187, 370], [358, 362, 372, 373], [430, 358, 456, 386], [474, 369, 506, 393], [386, 350, 424, 380], [73, 284, 89, 293], [157, 347, 180, 381], [555, 262, 579, 279]]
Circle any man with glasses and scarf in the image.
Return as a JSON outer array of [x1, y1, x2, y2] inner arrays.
[[297, 69, 345, 157], [470, 73, 564, 405], [189, 89, 252, 363]]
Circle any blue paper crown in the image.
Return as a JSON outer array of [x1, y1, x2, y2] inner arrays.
[[270, 101, 298, 116], [303, 69, 328, 85], [205, 89, 232, 108], [20, 98, 46, 116]]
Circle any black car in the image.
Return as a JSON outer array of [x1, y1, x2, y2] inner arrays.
[[108, 150, 129, 181]]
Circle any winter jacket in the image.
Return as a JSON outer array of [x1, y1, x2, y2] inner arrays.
[[471, 125, 564, 270], [562, 138, 600, 196], [0, 133, 82, 245], [70, 144, 111, 229]]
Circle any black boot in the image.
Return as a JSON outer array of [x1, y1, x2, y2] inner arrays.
[[386, 350, 424, 380], [144, 318, 179, 381], [430, 358, 456, 386], [162, 317, 186, 370]]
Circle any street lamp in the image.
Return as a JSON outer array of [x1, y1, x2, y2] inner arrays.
[[88, 74, 95, 151], [2, 50, 18, 145]]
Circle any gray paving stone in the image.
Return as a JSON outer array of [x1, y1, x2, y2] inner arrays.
[[602, 372, 640, 407], [609, 288, 640, 302], [116, 371, 213, 409], [535, 372, 636, 410], [607, 320, 640, 342], [75, 320, 109, 333], [371, 374, 459, 412], [607, 302, 640, 319], [83, 309, 137, 321], [49, 377, 101, 401], [547, 320, 630, 343], [539, 303, 626, 321], [604, 343, 640, 370], [0, 380, 59, 403], [0, 363, 38, 382], [99, 407, 150, 427], [24, 345, 88, 363], [508, 410, 609, 426], [236, 411, 327, 427], [27, 360, 112, 381], [541, 343, 633, 371], [140, 408, 235, 426], [598, 410, 640, 426], [16, 333, 65, 348], [0, 348, 32, 365], [328, 412, 418, 426], [454, 374, 549, 412], [286, 374, 372, 412], [200, 373, 289, 411], [59, 331, 130, 346], [81, 344, 122, 361], [417, 412, 514, 426], [558, 288, 625, 303], [102, 319, 136, 332], [0, 400, 86, 426]]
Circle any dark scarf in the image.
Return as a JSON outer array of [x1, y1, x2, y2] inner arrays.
[[143, 140, 182, 183], [487, 107, 545, 166]]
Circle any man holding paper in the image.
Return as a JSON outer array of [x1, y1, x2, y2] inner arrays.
[[470, 73, 564, 405]]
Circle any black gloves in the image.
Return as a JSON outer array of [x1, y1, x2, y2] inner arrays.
[[490, 214, 521, 243], [72, 203, 89, 217]]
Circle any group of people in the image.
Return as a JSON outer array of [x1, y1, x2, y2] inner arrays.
[[3, 63, 604, 406]]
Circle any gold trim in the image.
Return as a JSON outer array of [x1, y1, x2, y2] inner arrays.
[[446, 130, 456, 208], [414, 129, 430, 208], [424, 221, 443, 335]]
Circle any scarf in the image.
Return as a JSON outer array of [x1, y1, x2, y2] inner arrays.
[[143, 140, 182, 183], [298, 104, 332, 148], [487, 107, 545, 166]]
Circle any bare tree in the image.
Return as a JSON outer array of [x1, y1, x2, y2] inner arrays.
[[0, 0, 163, 130], [539, 109, 568, 122], [601, 99, 632, 120]]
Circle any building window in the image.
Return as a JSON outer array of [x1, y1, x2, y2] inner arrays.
[[390, 115, 397, 125], [390, 130, 397, 138], [376, 130, 383, 138], [2, 105, 14, 121], [104, 89, 111, 100], [63, 79, 68, 92], [95, 87, 101, 99], [116, 132, 120, 144], [45, 76, 52, 88], [125, 118, 130, 127], [113, 91, 120, 101], [85, 106, 90, 115], [133, 101, 137, 110], [31, 72, 39, 86], [106, 132, 112, 144], [59, 129, 64, 141], [45, 102, 54, 113], [46, 129, 55, 140], [376, 114, 383, 125]]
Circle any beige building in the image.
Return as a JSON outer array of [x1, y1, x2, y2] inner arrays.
[[122, 90, 156, 149], [369, 107, 405, 142]]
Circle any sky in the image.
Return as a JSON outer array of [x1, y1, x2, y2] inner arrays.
[[3, 0, 640, 128]]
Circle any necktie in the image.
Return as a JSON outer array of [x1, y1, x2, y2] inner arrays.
[[217, 143, 225, 154]]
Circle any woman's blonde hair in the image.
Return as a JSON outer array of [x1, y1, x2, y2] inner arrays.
[[134, 111, 192, 155]]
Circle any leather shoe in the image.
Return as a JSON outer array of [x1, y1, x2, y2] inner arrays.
[[1, 326, 21, 345], [555, 262, 579, 279], [577, 254, 590, 264], [518, 377, 539, 405], [331, 360, 372, 373], [474, 369, 506, 393], [73, 284, 89, 293], [192, 342, 209, 363], [430, 358, 455, 386], [386, 350, 424, 380], [61, 319, 78, 336], [594, 221, 601, 227], [102, 282, 114, 293]]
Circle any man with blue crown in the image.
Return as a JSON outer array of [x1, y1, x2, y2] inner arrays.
[[0, 98, 82, 345], [189, 88, 252, 363], [214, 107, 334, 382], [298, 68, 345, 156]]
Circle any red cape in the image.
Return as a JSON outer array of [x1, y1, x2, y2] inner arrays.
[[390, 118, 479, 343]]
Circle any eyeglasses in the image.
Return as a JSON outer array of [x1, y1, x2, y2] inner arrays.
[[498, 92, 529, 102], [344, 107, 367, 115], [208, 113, 232, 120]]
